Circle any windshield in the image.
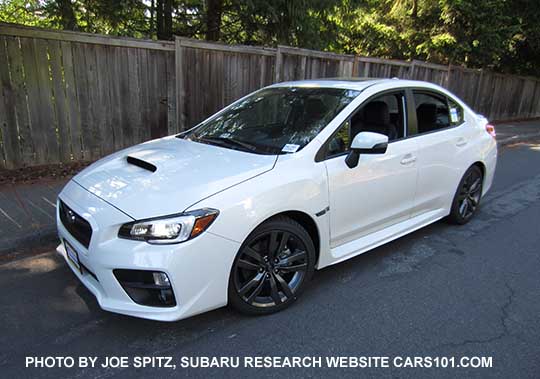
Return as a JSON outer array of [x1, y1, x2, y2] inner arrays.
[[180, 87, 360, 154]]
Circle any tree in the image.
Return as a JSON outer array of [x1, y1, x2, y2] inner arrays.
[[156, 0, 173, 40], [205, 0, 223, 41], [0, 0, 538, 76]]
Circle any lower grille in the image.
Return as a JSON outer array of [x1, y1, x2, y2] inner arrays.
[[59, 200, 93, 248]]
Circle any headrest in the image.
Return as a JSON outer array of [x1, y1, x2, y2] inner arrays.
[[364, 101, 390, 125]]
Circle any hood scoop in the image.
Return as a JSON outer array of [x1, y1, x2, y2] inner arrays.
[[126, 156, 157, 172]]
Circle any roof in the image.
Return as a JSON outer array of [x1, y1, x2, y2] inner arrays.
[[269, 78, 429, 91]]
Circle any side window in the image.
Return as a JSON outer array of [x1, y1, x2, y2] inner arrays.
[[326, 120, 350, 158], [448, 98, 464, 126], [351, 93, 405, 142], [324, 91, 406, 159], [413, 92, 450, 134]]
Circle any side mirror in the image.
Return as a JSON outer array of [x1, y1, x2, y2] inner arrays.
[[345, 132, 388, 168]]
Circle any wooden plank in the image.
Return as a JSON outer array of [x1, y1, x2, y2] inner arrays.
[[0, 22, 174, 51], [0, 85, 7, 168], [136, 48, 150, 142], [60, 41, 83, 160], [118, 47, 132, 148], [177, 37, 275, 56], [71, 42, 93, 160], [47, 40, 71, 162], [208, 50, 220, 114], [278, 45, 354, 61], [83, 43, 102, 158], [20, 37, 46, 164], [357, 56, 410, 68], [531, 80, 540, 117], [175, 37, 185, 131], [259, 55, 266, 87], [34, 38, 60, 163], [5, 36, 33, 165], [0, 36, 21, 168], [106, 44, 123, 150], [274, 46, 283, 82], [223, 51, 231, 105], [127, 47, 141, 143], [165, 51, 176, 134], [95, 44, 114, 155], [146, 49, 158, 138], [155, 51, 168, 138]]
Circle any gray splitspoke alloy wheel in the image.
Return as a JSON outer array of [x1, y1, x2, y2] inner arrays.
[[448, 165, 484, 225], [228, 216, 315, 315]]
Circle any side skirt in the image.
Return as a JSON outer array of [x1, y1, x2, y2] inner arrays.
[[320, 209, 447, 269]]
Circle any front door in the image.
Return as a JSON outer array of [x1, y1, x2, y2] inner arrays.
[[322, 91, 418, 248], [325, 139, 418, 248]]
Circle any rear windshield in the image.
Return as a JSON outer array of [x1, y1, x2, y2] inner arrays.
[[181, 87, 360, 154]]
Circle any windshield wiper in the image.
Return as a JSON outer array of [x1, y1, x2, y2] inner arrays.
[[196, 136, 258, 152]]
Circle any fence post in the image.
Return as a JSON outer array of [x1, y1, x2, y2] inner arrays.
[[445, 64, 452, 89], [175, 36, 185, 131], [410, 60, 418, 79], [274, 45, 283, 82], [352, 56, 359, 77]]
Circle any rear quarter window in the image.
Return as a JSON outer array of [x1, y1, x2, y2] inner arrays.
[[448, 98, 464, 126]]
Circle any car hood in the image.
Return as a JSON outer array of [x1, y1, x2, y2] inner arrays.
[[73, 136, 277, 220]]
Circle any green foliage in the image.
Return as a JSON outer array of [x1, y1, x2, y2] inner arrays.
[[0, 0, 538, 76]]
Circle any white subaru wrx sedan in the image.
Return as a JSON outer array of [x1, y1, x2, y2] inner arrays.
[[57, 79, 497, 321]]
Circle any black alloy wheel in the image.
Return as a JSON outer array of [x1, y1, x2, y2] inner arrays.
[[448, 165, 483, 224], [228, 216, 315, 315]]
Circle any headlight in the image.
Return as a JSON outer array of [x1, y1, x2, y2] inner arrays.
[[118, 208, 219, 244]]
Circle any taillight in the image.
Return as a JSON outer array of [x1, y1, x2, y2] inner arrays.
[[485, 123, 496, 138]]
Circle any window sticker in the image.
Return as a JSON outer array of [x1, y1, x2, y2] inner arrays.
[[282, 144, 300, 153], [450, 108, 459, 123], [219, 132, 231, 138]]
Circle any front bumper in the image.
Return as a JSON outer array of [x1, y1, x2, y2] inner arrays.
[[57, 180, 240, 322]]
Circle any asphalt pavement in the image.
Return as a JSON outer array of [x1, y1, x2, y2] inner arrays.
[[1, 142, 540, 378]]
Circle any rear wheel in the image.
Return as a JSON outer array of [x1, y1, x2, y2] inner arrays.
[[228, 216, 315, 315], [448, 165, 483, 225]]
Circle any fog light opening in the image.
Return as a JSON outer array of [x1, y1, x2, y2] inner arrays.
[[113, 269, 177, 307]]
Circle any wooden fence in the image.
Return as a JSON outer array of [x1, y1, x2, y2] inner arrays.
[[176, 40, 540, 130], [1, 23, 540, 169], [0, 23, 176, 169]]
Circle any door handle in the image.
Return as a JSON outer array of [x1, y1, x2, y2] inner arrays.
[[400, 154, 416, 165], [456, 138, 468, 147]]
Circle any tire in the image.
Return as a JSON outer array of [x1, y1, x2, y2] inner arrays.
[[447, 165, 483, 225], [228, 216, 316, 315]]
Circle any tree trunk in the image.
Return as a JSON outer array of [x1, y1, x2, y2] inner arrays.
[[164, 0, 173, 39], [156, 0, 164, 39], [206, 0, 223, 41], [57, 0, 77, 30], [411, 0, 418, 18], [156, 0, 173, 40], [150, 0, 155, 37]]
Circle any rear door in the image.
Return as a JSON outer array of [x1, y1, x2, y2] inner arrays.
[[407, 89, 471, 217]]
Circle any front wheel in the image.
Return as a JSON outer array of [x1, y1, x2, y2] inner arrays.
[[228, 216, 315, 315], [448, 165, 483, 225]]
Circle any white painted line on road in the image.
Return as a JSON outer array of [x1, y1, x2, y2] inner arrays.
[[41, 197, 57, 208], [0, 207, 22, 229], [26, 199, 55, 220]]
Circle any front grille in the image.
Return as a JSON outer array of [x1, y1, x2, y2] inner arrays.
[[59, 200, 92, 248]]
